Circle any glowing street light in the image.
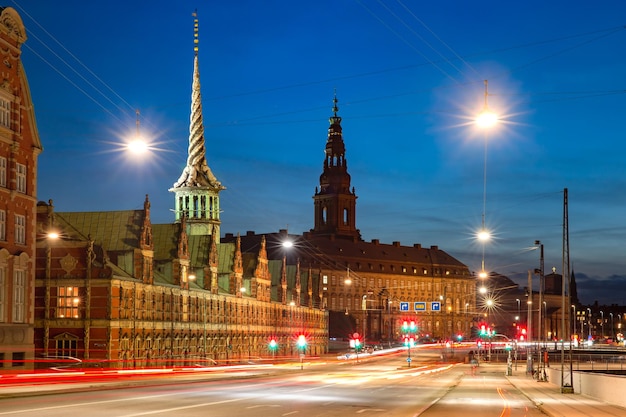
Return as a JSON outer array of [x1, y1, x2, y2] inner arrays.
[[126, 109, 149, 154], [475, 80, 499, 281]]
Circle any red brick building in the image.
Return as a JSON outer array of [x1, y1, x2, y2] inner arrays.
[[0, 7, 42, 371], [32, 15, 327, 368]]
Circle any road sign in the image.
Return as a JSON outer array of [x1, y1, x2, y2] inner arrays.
[[414, 302, 426, 311], [406, 357, 412, 363], [431, 301, 441, 311], [400, 302, 409, 311]]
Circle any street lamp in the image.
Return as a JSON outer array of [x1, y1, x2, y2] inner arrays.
[[587, 308, 592, 343], [600, 311, 605, 339], [475, 80, 498, 280], [610, 313, 614, 340]]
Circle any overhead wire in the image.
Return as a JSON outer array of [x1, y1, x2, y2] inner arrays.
[[14, 0, 625, 132], [11, 0, 135, 119]]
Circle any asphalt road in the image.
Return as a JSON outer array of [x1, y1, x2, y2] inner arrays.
[[0, 348, 545, 417]]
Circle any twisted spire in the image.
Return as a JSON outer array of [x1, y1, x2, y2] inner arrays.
[[173, 11, 223, 190]]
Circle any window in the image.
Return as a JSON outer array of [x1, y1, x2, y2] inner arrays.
[[16, 163, 26, 193], [0, 210, 5, 241], [0, 96, 10, 128], [0, 157, 6, 187], [0, 266, 5, 322], [55, 337, 77, 358], [13, 352, 25, 363], [57, 286, 80, 318], [12, 270, 25, 323], [14, 214, 25, 245]]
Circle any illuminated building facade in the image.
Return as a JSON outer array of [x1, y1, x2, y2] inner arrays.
[[228, 96, 475, 344], [32, 15, 327, 367]]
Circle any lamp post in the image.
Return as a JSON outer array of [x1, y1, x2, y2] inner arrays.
[[516, 298, 521, 329], [534, 240, 545, 381], [587, 308, 592, 343], [610, 313, 614, 340], [465, 303, 470, 337], [571, 305, 577, 341], [475, 80, 497, 280], [600, 311, 605, 340], [486, 298, 494, 361], [543, 301, 548, 339]]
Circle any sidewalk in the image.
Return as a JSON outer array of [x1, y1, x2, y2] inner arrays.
[[494, 363, 626, 417]]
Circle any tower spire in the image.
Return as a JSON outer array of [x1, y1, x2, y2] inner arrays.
[[169, 11, 225, 237], [193, 9, 199, 57], [310, 92, 361, 240]]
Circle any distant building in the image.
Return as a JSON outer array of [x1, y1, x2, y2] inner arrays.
[[482, 269, 580, 343], [33, 16, 327, 368], [0, 7, 43, 371], [226, 96, 475, 344]]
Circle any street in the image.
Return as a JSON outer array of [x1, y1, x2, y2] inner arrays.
[[0, 348, 551, 417]]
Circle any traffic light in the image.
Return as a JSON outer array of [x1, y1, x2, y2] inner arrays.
[[479, 324, 486, 336], [268, 338, 278, 351], [297, 334, 307, 349], [354, 338, 362, 350], [402, 320, 409, 332], [409, 321, 416, 332]]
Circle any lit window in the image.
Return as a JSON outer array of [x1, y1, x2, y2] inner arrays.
[[14, 214, 25, 245], [57, 286, 80, 318], [12, 270, 25, 323], [16, 163, 26, 193], [0, 157, 6, 187]]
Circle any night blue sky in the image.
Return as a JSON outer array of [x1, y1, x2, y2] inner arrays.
[[14, 1, 626, 304]]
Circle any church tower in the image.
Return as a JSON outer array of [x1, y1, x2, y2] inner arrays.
[[169, 12, 225, 237], [310, 94, 361, 240]]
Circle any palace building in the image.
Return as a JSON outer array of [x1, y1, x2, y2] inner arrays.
[[227, 96, 475, 345], [0, 7, 42, 371]]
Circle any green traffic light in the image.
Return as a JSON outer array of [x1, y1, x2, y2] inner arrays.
[[297, 335, 307, 348]]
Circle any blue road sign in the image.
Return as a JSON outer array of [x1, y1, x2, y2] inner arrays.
[[400, 302, 409, 311], [431, 301, 441, 311]]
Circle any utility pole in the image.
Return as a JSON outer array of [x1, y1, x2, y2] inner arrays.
[[535, 241, 546, 382], [561, 187, 574, 392]]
